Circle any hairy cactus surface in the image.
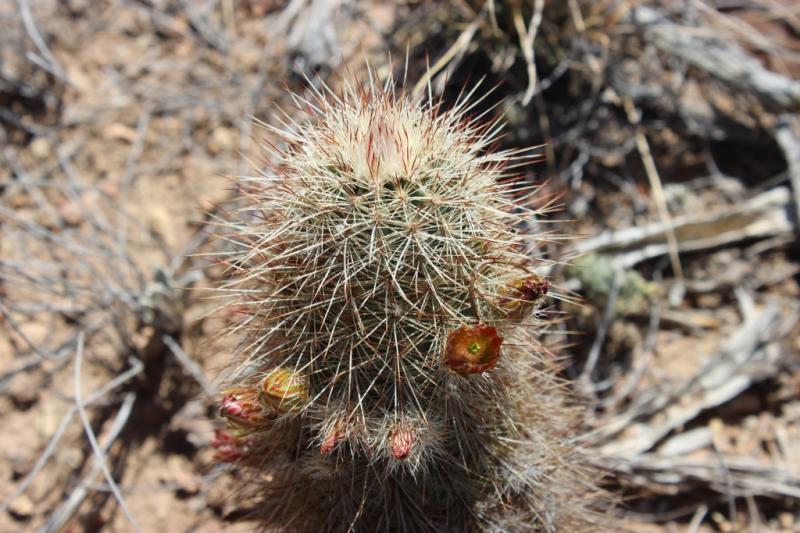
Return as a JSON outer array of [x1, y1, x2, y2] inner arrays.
[[215, 76, 599, 532]]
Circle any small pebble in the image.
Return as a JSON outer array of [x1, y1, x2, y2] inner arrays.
[[7, 494, 34, 521], [59, 201, 84, 227], [29, 137, 51, 160]]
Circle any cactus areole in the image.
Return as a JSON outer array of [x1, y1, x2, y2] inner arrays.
[[214, 75, 598, 531]]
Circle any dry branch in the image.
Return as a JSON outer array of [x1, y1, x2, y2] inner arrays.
[[574, 187, 796, 268], [597, 454, 800, 500], [41, 393, 138, 533], [629, 6, 800, 111], [775, 115, 800, 227]]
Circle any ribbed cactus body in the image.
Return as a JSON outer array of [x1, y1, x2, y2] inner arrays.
[[216, 78, 596, 531]]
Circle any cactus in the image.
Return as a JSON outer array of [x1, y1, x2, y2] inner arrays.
[[214, 76, 600, 531]]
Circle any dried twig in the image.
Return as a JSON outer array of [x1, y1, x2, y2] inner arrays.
[[624, 97, 684, 280], [411, 13, 483, 99], [0, 356, 143, 516], [179, 0, 229, 52], [775, 115, 800, 227], [596, 300, 796, 454], [16, 0, 68, 82], [573, 187, 796, 268], [117, 108, 153, 255], [72, 333, 140, 531], [163, 334, 217, 399], [512, 0, 545, 106], [687, 504, 708, 533], [629, 5, 800, 110], [0, 300, 49, 360], [41, 392, 138, 533], [597, 454, 800, 500]]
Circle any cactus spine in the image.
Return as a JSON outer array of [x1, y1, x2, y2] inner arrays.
[[215, 76, 597, 531]]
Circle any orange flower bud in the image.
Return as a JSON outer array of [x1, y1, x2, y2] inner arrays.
[[389, 426, 417, 460], [259, 367, 308, 412], [445, 325, 502, 375], [497, 275, 549, 319]]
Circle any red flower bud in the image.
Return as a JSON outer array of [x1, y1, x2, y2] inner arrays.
[[389, 426, 417, 460], [219, 386, 269, 429], [445, 324, 502, 375], [320, 423, 346, 456], [497, 275, 549, 319], [259, 367, 308, 413], [211, 429, 250, 463]]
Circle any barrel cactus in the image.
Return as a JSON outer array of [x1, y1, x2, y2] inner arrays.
[[214, 76, 599, 531]]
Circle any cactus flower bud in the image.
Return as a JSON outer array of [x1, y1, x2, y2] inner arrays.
[[497, 275, 550, 319], [389, 426, 417, 460], [211, 429, 250, 463], [445, 325, 503, 375], [259, 367, 308, 412], [219, 386, 269, 429], [320, 422, 346, 456]]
